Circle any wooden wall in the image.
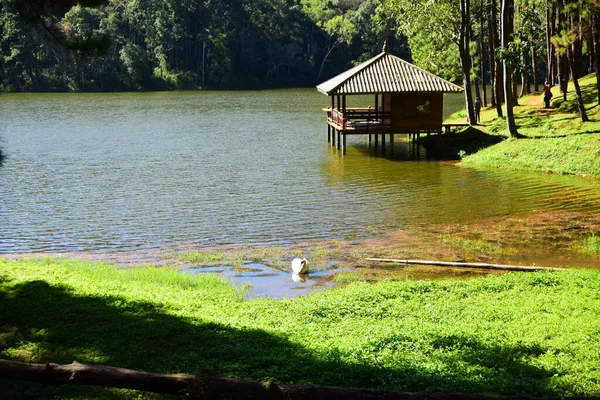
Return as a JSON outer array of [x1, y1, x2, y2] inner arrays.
[[388, 93, 443, 131]]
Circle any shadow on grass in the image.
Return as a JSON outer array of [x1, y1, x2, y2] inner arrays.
[[421, 127, 504, 160], [519, 130, 600, 139], [0, 279, 565, 398], [555, 84, 598, 115]]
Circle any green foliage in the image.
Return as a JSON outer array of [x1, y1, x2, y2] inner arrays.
[[1, 258, 600, 398], [378, 0, 462, 81], [0, 0, 410, 91]]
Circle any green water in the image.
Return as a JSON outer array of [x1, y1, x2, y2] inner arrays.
[[1, 89, 599, 253]]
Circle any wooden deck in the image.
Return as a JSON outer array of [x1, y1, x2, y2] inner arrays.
[[324, 107, 393, 134], [324, 107, 457, 154]]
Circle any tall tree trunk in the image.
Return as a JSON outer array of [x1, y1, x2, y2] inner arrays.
[[460, 0, 476, 124], [501, 0, 519, 137], [550, 4, 558, 83], [488, 0, 497, 107], [559, 53, 569, 100], [532, 44, 539, 92], [568, 52, 589, 121], [556, 2, 569, 100], [594, 13, 600, 105], [512, 70, 519, 105], [480, 2, 488, 106], [587, 24, 595, 75], [519, 66, 528, 97], [474, 75, 481, 105], [567, 14, 590, 122], [546, 0, 554, 83], [490, 0, 504, 118]]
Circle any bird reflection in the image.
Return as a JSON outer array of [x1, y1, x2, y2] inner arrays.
[[292, 273, 308, 283]]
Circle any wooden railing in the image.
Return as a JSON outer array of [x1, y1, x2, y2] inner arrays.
[[326, 107, 392, 130], [331, 108, 346, 129]]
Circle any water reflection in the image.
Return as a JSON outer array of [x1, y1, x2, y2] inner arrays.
[[182, 263, 343, 299], [0, 148, 4, 168], [353, 138, 425, 161], [292, 273, 308, 283], [1, 90, 599, 253]]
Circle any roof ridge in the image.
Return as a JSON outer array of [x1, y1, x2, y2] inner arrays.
[[384, 53, 463, 91], [316, 51, 463, 95], [316, 52, 386, 95]]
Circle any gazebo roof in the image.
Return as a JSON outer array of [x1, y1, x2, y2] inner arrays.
[[316, 50, 463, 96]]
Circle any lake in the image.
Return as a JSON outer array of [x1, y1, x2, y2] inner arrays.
[[1, 89, 600, 255]]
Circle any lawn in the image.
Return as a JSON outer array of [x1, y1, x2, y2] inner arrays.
[[443, 74, 600, 177], [1, 257, 599, 398]]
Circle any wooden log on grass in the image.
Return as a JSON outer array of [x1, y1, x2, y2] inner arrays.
[[0, 359, 573, 400], [365, 258, 567, 272]]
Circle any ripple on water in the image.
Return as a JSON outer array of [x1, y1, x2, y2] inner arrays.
[[1, 90, 600, 253]]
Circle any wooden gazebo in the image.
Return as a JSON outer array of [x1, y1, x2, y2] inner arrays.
[[317, 43, 463, 154]]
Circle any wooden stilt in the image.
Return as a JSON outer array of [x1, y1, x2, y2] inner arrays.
[[368, 134, 372, 145], [382, 134, 386, 151], [390, 134, 394, 146], [332, 128, 336, 146], [342, 133, 347, 155], [336, 130, 341, 150], [327, 125, 331, 143], [374, 133, 379, 147]]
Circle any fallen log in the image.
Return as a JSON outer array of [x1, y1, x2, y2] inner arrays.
[[0, 359, 575, 400], [365, 258, 567, 272]]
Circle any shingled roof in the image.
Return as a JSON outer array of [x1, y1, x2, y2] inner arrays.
[[317, 50, 463, 95]]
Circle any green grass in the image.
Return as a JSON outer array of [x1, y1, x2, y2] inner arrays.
[[1, 258, 600, 398], [179, 250, 241, 265], [457, 74, 600, 176], [441, 234, 509, 257], [575, 235, 600, 255]]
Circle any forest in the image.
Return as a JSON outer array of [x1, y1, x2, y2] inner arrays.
[[0, 0, 599, 109]]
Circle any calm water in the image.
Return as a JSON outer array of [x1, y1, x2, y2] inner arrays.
[[1, 89, 600, 253]]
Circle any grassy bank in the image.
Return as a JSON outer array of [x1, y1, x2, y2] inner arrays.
[[441, 74, 600, 176], [1, 258, 600, 398]]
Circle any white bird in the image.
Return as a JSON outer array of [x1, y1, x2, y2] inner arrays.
[[291, 257, 308, 275]]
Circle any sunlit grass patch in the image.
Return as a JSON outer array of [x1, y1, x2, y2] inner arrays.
[[458, 74, 600, 177], [332, 271, 364, 284], [575, 235, 600, 255], [178, 249, 249, 267], [1, 258, 600, 398], [441, 234, 508, 257]]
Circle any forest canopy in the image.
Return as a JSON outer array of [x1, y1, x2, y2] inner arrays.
[[0, 0, 598, 99], [0, 0, 409, 91]]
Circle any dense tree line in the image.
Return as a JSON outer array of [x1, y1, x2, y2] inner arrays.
[[0, 0, 408, 91], [1, 0, 599, 129], [380, 0, 600, 129]]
